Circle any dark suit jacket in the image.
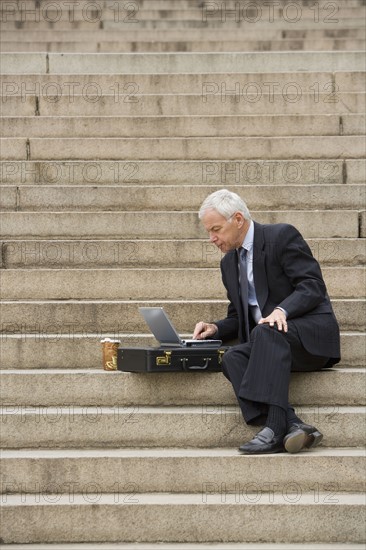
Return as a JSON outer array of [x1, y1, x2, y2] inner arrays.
[[214, 221, 340, 364]]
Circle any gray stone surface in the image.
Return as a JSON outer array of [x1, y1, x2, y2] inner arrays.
[[0, 210, 360, 239], [2, 9, 365, 30], [1, 492, 365, 544], [0, 405, 364, 448], [0, 545, 365, 550], [1, 238, 364, 269], [2, 72, 365, 96], [1, 115, 354, 138], [0, 299, 364, 333], [346, 160, 366, 183], [0, 159, 348, 186], [2, 184, 364, 212], [3, 4, 365, 23], [2, 27, 366, 42], [44, 52, 366, 74], [0, 139, 27, 161], [360, 211, 366, 238], [0, 332, 363, 370], [23, 136, 365, 161], [37, 94, 365, 117], [0, 97, 36, 117], [2, 38, 365, 53], [1, 447, 364, 493], [0, 53, 46, 74], [0, 266, 364, 300], [1, 368, 364, 406]]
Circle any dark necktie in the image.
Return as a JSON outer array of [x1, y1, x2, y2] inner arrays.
[[238, 247, 250, 340]]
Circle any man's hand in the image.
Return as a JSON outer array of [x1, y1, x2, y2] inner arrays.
[[258, 308, 288, 332], [193, 321, 218, 340]]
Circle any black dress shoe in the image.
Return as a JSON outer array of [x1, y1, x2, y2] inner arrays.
[[239, 427, 285, 454], [283, 422, 323, 454]]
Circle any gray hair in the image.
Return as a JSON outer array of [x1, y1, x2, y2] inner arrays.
[[198, 189, 251, 220]]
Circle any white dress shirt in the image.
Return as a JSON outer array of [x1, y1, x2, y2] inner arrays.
[[240, 220, 262, 324], [239, 220, 288, 323]]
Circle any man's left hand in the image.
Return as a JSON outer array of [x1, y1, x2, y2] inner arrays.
[[258, 308, 288, 332]]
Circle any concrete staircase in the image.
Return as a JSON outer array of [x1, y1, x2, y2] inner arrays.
[[0, 0, 365, 546]]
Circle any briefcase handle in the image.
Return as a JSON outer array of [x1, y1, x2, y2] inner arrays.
[[180, 357, 211, 371]]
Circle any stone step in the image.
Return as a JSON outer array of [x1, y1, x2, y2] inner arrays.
[[1, 267, 364, 300], [2, 52, 364, 75], [5, 93, 364, 117], [11, 0, 366, 7], [361, 212, 366, 238], [2, 28, 365, 42], [105, 7, 366, 21], [3, 115, 364, 138], [0, 545, 365, 550], [4, 94, 365, 120], [0, 299, 363, 333], [1, 447, 364, 494], [2, 159, 363, 186], [1, 492, 365, 544], [155, 0, 365, 4], [1, 184, 364, 211], [2, 6, 365, 22], [0, 332, 363, 370], [0, 405, 364, 448], [2, 238, 364, 269], [1, 93, 328, 119], [148, 0, 366, 5], [2, 16, 365, 31], [0, 20, 103, 30], [2, 136, 365, 161], [0, 210, 361, 239], [2, 72, 364, 95], [1, 96, 36, 117], [1, 367, 365, 406], [139, 0, 366, 6], [110, 0, 366, 6], [2, 39, 365, 52]]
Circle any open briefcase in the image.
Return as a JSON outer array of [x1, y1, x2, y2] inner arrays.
[[117, 306, 227, 372], [117, 346, 227, 373]]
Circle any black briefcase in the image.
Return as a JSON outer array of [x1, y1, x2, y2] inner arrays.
[[117, 346, 227, 373]]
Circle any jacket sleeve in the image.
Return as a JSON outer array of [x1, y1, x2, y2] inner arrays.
[[276, 224, 328, 318]]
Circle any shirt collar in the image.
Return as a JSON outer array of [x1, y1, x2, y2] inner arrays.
[[241, 220, 254, 252]]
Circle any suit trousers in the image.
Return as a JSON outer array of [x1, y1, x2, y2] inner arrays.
[[221, 321, 329, 425]]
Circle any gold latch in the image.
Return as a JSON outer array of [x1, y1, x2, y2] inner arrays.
[[218, 349, 226, 365], [156, 351, 172, 366]]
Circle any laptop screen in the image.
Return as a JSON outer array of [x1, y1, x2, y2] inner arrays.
[[139, 307, 182, 345]]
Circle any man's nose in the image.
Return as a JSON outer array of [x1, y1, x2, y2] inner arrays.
[[210, 234, 217, 243]]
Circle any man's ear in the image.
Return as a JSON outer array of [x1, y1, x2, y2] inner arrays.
[[234, 212, 245, 228]]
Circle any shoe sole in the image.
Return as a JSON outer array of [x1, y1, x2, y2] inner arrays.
[[284, 429, 323, 454]]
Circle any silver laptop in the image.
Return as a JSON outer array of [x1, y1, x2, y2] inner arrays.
[[139, 307, 222, 348]]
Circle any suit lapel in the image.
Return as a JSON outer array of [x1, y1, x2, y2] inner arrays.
[[225, 250, 244, 324], [253, 222, 268, 312], [227, 250, 241, 303]]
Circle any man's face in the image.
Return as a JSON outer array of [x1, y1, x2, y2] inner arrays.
[[202, 209, 248, 253]]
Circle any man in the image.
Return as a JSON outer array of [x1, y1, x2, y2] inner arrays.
[[193, 189, 340, 454]]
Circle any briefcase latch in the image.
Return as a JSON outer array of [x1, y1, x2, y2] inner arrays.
[[218, 349, 226, 365], [156, 351, 172, 366]]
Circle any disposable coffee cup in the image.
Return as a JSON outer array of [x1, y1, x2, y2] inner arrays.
[[101, 338, 120, 371]]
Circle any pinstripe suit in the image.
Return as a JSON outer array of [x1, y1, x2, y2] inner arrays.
[[214, 221, 341, 424]]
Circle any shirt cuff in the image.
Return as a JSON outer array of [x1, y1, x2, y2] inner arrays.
[[275, 306, 288, 319]]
